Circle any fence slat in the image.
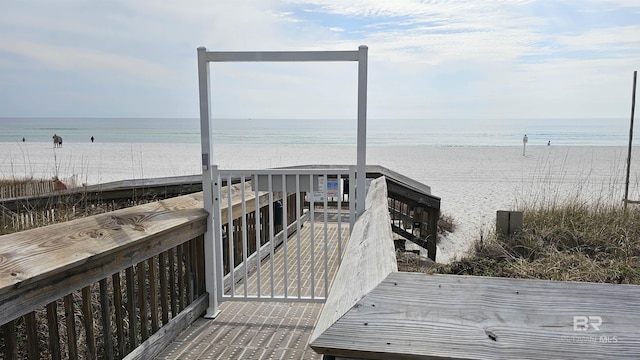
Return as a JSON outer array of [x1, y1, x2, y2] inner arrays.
[[64, 294, 78, 360], [82, 286, 97, 359], [1, 320, 17, 359], [198, 236, 206, 296], [47, 301, 62, 360], [126, 267, 138, 350], [149, 257, 159, 333], [185, 242, 193, 305], [177, 245, 184, 311], [25, 311, 39, 359], [112, 273, 125, 358], [159, 252, 169, 325], [99, 279, 114, 360], [137, 263, 149, 342], [168, 248, 177, 317]]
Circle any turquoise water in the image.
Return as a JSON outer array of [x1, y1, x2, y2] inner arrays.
[[0, 117, 632, 146]]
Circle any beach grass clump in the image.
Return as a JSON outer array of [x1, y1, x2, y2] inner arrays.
[[442, 200, 640, 284], [437, 212, 456, 235]]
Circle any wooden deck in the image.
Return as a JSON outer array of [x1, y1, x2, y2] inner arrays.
[[155, 220, 349, 359], [311, 272, 640, 359], [309, 177, 640, 360]]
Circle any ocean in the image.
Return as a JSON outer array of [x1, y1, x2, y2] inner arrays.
[[0, 117, 634, 146]]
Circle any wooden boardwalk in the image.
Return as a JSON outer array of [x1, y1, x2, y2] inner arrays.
[[156, 218, 349, 359]]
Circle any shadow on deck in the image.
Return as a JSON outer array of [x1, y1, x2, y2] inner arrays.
[[155, 219, 347, 359], [158, 301, 321, 359]]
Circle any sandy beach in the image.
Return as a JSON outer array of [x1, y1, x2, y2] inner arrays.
[[2, 142, 640, 263]]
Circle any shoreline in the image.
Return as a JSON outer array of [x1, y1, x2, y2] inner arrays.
[[2, 142, 640, 263]]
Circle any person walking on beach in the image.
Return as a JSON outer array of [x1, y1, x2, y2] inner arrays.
[[522, 134, 528, 156], [53, 134, 63, 148]]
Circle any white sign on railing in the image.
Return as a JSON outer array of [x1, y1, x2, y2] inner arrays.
[[312, 177, 340, 202], [327, 179, 340, 197]]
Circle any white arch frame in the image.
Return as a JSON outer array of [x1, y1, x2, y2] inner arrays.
[[196, 46, 368, 317]]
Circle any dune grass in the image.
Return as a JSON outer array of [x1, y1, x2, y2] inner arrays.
[[440, 199, 640, 284], [0, 177, 156, 235]]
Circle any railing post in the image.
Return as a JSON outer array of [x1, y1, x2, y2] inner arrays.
[[349, 166, 356, 232], [198, 46, 220, 318], [356, 45, 368, 218], [203, 166, 220, 318]]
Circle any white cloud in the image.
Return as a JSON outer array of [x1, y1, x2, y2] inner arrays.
[[0, 0, 639, 118], [556, 25, 640, 52], [0, 40, 173, 81]]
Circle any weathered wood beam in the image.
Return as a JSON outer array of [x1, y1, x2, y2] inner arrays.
[[0, 193, 206, 325], [310, 176, 397, 345]]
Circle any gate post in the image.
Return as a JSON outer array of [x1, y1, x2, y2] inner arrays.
[[198, 46, 220, 318]]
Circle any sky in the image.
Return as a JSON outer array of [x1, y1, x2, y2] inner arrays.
[[0, 0, 639, 120]]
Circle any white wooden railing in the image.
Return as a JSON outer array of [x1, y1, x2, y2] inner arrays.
[[207, 167, 356, 310]]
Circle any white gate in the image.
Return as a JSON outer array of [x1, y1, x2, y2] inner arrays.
[[210, 167, 355, 305]]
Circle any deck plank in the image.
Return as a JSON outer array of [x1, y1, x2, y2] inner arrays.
[[311, 272, 640, 360]]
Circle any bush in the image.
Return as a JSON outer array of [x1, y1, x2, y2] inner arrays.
[[441, 200, 640, 284]]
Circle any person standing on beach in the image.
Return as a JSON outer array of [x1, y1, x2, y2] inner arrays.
[[522, 134, 528, 156], [91, 136, 95, 143], [53, 134, 63, 148]]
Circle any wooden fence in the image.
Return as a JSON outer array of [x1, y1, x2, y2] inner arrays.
[[0, 181, 297, 359], [0, 192, 208, 359], [0, 180, 56, 199]]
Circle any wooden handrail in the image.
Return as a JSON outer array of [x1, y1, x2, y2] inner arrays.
[[0, 192, 207, 324], [310, 176, 397, 344], [0, 180, 286, 359]]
